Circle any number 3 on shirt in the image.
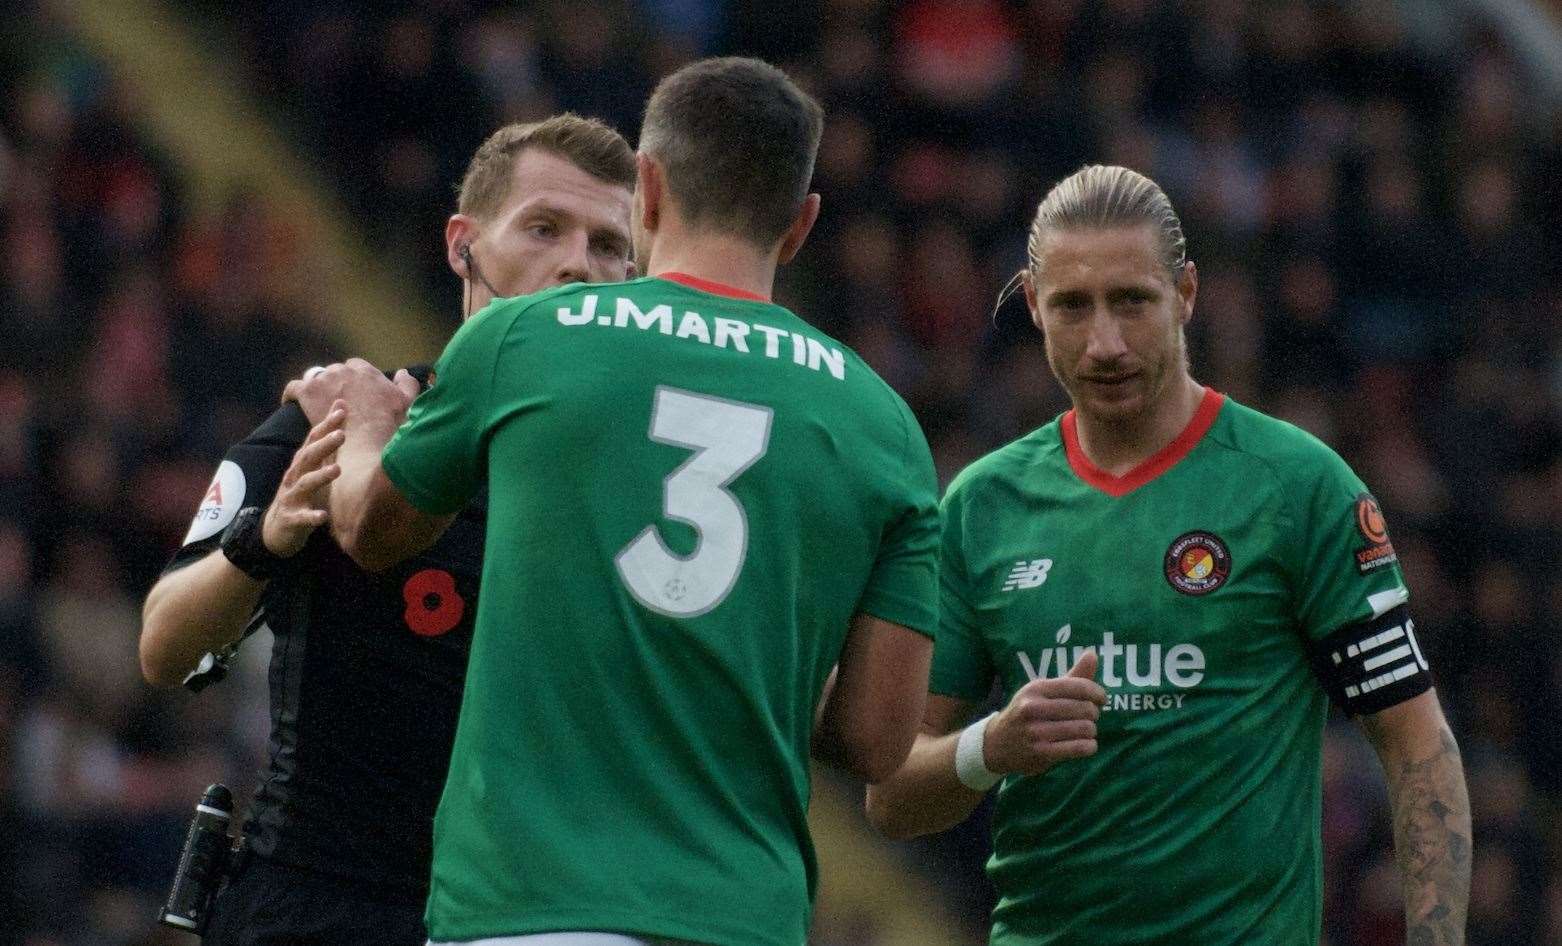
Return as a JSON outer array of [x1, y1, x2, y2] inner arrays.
[[616, 386, 774, 617]]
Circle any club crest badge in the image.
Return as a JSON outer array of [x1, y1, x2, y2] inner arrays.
[[1164, 531, 1231, 596]]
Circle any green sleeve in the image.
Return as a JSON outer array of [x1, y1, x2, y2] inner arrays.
[[928, 485, 996, 702], [1288, 442, 1411, 642], [381, 305, 514, 516], [854, 403, 940, 637]]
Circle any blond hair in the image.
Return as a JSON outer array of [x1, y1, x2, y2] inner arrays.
[[457, 114, 635, 220], [1026, 165, 1187, 277]]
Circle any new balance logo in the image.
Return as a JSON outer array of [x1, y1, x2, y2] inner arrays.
[[1002, 559, 1053, 592]]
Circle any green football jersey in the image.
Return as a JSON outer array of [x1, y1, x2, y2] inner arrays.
[[933, 389, 1425, 945], [381, 273, 939, 946]]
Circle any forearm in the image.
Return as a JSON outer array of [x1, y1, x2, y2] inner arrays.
[[865, 730, 986, 839], [140, 551, 264, 687], [813, 616, 932, 783], [1363, 692, 1472, 946], [812, 666, 838, 734], [327, 432, 390, 558], [1384, 722, 1471, 946], [329, 429, 452, 571]]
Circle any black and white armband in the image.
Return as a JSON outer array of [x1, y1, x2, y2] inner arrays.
[[1309, 604, 1432, 716]]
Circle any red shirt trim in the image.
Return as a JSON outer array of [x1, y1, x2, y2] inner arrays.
[[658, 272, 771, 302], [1062, 388, 1226, 497]]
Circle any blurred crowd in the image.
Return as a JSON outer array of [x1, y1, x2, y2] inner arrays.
[[3, 1, 1561, 944], [0, 13, 336, 946]]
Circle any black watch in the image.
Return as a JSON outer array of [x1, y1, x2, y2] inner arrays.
[[220, 506, 291, 582]]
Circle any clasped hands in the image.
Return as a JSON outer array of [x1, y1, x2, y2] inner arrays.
[[259, 360, 421, 557]]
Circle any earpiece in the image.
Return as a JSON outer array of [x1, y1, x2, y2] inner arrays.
[[457, 242, 498, 321]]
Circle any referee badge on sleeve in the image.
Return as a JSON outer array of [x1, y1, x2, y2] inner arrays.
[[184, 460, 246, 545]]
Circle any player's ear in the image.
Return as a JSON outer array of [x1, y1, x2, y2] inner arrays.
[[1021, 269, 1043, 332], [446, 215, 477, 278], [1177, 260, 1198, 325], [777, 193, 821, 264], [636, 153, 662, 234]]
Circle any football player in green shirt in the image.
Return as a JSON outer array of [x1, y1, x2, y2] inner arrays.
[[867, 165, 1471, 946], [289, 58, 938, 946]]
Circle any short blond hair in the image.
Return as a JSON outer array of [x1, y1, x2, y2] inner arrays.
[[457, 114, 635, 220]]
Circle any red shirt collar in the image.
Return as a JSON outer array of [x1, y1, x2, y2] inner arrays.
[[1061, 388, 1226, 497], [658, 271, 771, 302]]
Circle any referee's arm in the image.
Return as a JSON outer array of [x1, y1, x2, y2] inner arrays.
[[140, 406, 344, 686], [141, 551, 267, 687]]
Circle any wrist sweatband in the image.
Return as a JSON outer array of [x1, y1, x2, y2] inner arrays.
[[955, 712, 1003, 791]]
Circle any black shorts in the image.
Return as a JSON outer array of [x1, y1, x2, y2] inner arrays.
[[203, 854, 427, 946]]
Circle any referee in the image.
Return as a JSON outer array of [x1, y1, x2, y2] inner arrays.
[[138, 114, 637, 945]]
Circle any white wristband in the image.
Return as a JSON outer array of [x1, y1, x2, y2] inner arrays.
[[954, 712, 1003, 791]]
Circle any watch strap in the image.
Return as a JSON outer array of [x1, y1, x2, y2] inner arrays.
[[221, 506, 291, 581]]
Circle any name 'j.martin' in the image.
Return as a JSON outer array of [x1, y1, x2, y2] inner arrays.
[[556, 294, 848, 381]]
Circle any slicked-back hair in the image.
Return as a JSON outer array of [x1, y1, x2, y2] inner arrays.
[[1025, 165, 1188, 278], [458, 114, 635, 220], [639, 57, 824, 249]]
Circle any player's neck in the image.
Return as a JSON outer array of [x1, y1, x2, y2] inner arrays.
[[644, 228, 778, 301], [1073, 375, 1205, 476]]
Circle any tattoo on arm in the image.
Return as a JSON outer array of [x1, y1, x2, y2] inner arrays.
[[1374, 724, 1472, 946]]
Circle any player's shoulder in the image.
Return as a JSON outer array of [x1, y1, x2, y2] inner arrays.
[[944, 418, 1064, 505], [537, 274, 700, 311], [473, 280, 610, 327], [1207, 395, 1360, 491], [448, 283, 626, 362], [676, 280, 919, 431], [822, 329, 918, 425]]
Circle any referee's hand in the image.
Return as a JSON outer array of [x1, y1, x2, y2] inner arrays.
[[983, 650, 1106, 777], [261, 403, 346, 557]]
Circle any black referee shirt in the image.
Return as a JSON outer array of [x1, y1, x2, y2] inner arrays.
[[162, 368, 482, 897]]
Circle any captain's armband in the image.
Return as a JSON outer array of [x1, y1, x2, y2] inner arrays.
[[1308, 604, 1432, 716]]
